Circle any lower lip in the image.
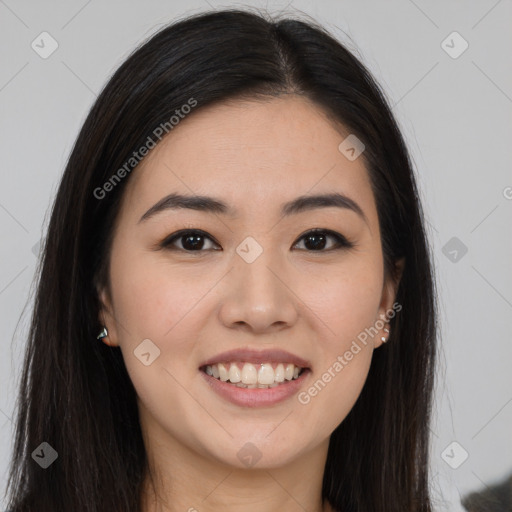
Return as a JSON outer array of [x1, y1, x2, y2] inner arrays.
[[199, 369, 311, 408]]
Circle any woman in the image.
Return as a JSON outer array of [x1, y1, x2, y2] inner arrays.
[[4, 8, 438, 512]]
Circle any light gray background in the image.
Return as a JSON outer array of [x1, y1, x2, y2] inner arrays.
[[1, 1, 511, 511]]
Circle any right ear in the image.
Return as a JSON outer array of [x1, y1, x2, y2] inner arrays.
[[97, 285, 120, 347]]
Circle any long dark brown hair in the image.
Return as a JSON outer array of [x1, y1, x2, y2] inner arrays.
[[4, 8, 438, 511]]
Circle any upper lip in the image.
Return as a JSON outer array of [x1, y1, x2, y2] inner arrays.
[[199, 348, 312, 369]]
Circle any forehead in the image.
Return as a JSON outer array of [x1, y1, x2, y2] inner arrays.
[[119, 95, 376, 224]]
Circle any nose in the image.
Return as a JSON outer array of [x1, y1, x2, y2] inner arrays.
[[217, 245, 299, 335]]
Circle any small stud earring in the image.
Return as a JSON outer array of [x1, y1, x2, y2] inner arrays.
[[97, 326, 108, 340], [381, 323, 390, 343]]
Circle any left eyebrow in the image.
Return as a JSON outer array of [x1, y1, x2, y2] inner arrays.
[[138, 192, 368, 225]]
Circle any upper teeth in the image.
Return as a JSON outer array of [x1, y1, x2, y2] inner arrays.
[[205, 362, 302, 385]]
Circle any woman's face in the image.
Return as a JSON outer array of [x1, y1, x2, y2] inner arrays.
[[98, 95, 400, 469]]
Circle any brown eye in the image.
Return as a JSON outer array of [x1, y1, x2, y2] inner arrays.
[[161, 230, 220, 252], [293, 229, 354, 252]]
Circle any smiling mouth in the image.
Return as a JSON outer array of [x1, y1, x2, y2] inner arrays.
[[200, 361, 307, 389]]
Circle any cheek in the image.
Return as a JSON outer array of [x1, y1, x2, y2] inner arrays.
[[295, 254, 383, 346], [295, 268, 380, 434], [110, 246, 208, 341], [108, 247, 213, 398], [292, 255, 382, 413], [109, 252, 209, 429]]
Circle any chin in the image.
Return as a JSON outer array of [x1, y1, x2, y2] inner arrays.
[[208, 435, 305, 470]]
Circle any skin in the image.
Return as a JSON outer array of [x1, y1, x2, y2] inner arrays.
[[98, 94, 403, 512]]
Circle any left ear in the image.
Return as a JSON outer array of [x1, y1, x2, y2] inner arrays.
[[375, 257, 405, 348]]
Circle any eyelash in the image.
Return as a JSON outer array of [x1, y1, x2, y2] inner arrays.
[[159, 228, 354, 254]]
